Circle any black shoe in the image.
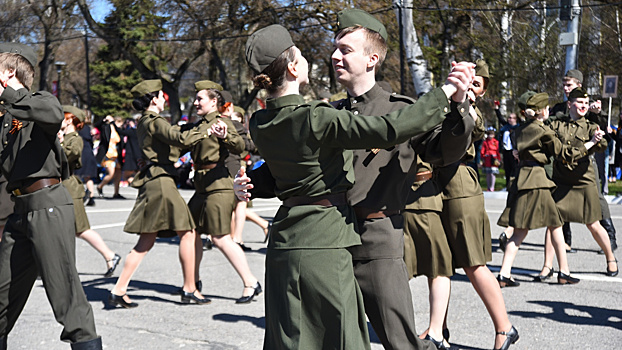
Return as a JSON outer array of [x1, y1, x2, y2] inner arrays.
[[566, 247, 577, 253], [112, 193, 126, 199], [236, 282, 262, 304], [498, 232, 508, 252], [70, 336, 102, 350], [83, 189, 91, 204], [97, 187, 104, 198], [606, 259, 619, 277], [176, 280, 203, 295], [108, 292, 138, 308], [236, 241, 252, 251], [203, 237, 213, 250], [442, 328, 450, 342], [497, 274, 520, 288], [494, 325, 519, 350], [181, 290, 211, 304], [557, 271, 580, 284], [533, 266, 554, 282], [104, 254, 121, 277], [424, 334, 448, 350]]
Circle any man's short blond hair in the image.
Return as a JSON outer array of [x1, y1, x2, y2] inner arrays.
[[336, 26, 387, 70], [0, 52, 34, 90]]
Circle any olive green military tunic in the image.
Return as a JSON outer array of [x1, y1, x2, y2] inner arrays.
[[403, 158, 454, 279], [61, 131, 90, 233], [499, 119, 592, 229], [124, 110, 206, 236], [550, 116, 607, 224], [0, 87, 99, 344], [187, 111, 243, 236], [250, 87, 463, 350], [435, 108, 492, 268], [335, 84, 471, 350]]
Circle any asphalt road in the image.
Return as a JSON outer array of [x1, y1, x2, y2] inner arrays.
[[7, 187, 622, 349]]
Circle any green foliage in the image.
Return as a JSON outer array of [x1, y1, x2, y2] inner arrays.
[[89, 0, 169, 120]]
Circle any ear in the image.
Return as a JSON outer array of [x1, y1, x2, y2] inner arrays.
[[367, 53, 380, 69], [287, 60, 298, 79]]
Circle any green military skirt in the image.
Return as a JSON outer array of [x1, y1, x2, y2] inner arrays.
[[124, 175, 195, 237], [553, 184, 602, 224], [509, 188, 563, 229], [264, 247, 371, 350], [188, 169, 236, 236], [62, 176, 90, 234], [441, 194, 492, 268], [403, 209, 454, 278]]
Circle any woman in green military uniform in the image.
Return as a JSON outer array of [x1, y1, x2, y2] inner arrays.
[[187, 80, 262, 304], [497, 93, 604, 286], [241, 24, 473, 350], [547, 88, 618, 277], [59, 105, 120, 277], [435, 60, 518, 350], [108, 80, 211, 308]]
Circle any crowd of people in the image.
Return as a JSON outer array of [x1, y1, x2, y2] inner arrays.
[[0, 7, 619, 350]]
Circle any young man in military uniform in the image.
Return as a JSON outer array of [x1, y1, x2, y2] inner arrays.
[[329, 9, 476, 350], [0, 43, 102, 349]]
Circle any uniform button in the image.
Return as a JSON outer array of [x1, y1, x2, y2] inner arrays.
[[460, 108, 465, 113], [443, 107, 448, 113], [3, 124, 7, 127], [353, 100, 357, 104], [353, 111, 359, 115], [567, 141, 571, 144]]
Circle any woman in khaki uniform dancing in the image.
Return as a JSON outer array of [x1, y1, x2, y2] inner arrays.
[[108, 80, 210, 308], [59, 105, 121, 277]]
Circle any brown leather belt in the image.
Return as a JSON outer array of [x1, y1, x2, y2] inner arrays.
[[195, 162, 219, 170], [12, 178, 60, 196], [354, 207, 400, 220], [415, 171, 432, 182], [283, 193, 347, 208]]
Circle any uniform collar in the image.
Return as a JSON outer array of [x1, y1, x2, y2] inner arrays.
[[144, 110, 160, 119], [346, 83, 386, 106], [201, 110, 221, 123], [569, 115, 587, 126], [266, 94, 305, 110]]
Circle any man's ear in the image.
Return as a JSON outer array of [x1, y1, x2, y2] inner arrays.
[[367, 53, 379, 70]]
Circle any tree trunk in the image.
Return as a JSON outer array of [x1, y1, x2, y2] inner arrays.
[[393, 0, 432, 96]]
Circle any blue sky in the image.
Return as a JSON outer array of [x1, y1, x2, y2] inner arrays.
[[91, 1, 113, 21]]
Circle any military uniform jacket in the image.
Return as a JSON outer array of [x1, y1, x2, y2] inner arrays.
[[224, 119, 254, 178], [514, 119, 590, 191], [131, 110, 207, 188], [250, 87, 459, 249], [190, 111, 243, 192], [404, 159, 442, 212], [550, 115, 607, 187], [0, 87, 66, 192], [435, 106, 486, 200], [61, 131, 86, 199], [335, 83, 473, 212]]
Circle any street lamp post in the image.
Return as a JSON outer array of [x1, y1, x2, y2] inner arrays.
[[54, 61, 66, 103]]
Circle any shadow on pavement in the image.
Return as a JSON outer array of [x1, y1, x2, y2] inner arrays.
[[511, 300, 622, 329]]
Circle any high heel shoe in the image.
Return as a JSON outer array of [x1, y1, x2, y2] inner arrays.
[[108, 292, 138, 308], [236, 282, 262, 304], [606, 259, 619, 277], [557, 271, 580, 284], [494, 325, 519, 350], [497, 274, 520, 288], [104, 254, 121, 277], [533, 266, 554, 282], [181, 290, 211, 304], [263, 222, 272, 243], [498, 232, 508, 251], [442, 328, 450, 342], [424, 334, 448, 350]]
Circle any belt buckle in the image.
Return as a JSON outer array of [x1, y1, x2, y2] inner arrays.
[[12, 189, 22, 196]]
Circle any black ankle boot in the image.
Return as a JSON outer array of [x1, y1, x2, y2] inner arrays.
[[71, 337, 102, 350], [0, 335, 7, 350]]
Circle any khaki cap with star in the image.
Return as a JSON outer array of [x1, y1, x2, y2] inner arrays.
[[245, 24, 295, 74], [131, 80, 162, 98], [336, 9, 388, 41], [195, 80, 223, 92], [63, 105, 85, 122]]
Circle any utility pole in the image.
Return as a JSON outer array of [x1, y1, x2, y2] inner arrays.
[[560, 0, 581, 73], [84, 24, 91, 110]]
